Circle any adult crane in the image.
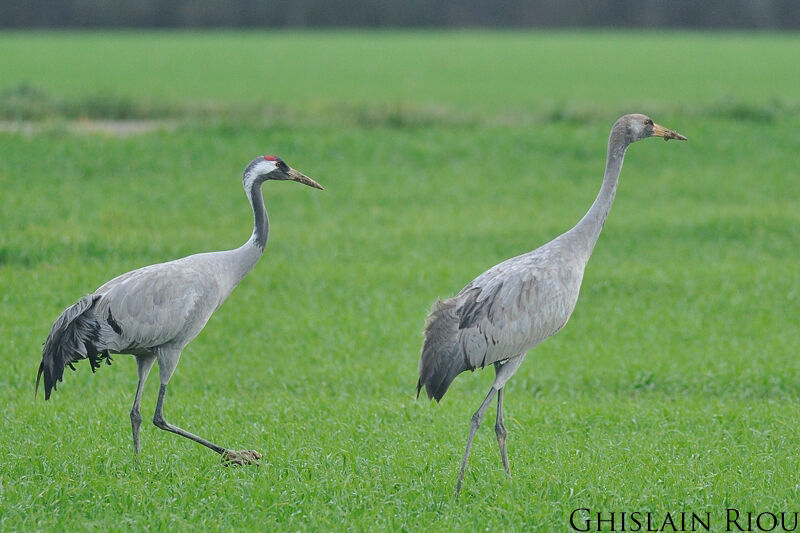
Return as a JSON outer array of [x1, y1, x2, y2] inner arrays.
[[417, 114, 686, 493], [37, 156, 323, 465]]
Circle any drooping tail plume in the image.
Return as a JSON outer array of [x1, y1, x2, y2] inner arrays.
[[37, 294, 110, 400], [417, 298, 467, 402]]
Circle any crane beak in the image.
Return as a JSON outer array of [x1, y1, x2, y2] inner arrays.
[[287, 168, 324, 190], [652, 123, 687, 142]]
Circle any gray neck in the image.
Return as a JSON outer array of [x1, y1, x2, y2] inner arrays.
[[566, 130, 628, 260], [248, 179, 269, 250], [228, 178, 269, 284]]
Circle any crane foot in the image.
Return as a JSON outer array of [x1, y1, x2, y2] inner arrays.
[[221, 449, 262, 466]]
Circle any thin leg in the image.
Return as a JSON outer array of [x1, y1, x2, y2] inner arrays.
[[153, 383, 229, 454], [456, 387, 497, 495], [151, 383, 261, 466], [131, 355, 156, 455], [150, 349, 260, 465], [495, 387, 510, 476]]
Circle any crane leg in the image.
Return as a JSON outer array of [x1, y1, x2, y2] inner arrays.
[[151, 352, 260, 465], [130, 355, 156, 455], [495, 387, 511, 476], [456, 387, 497, 495], [152, 383, 230, 454]]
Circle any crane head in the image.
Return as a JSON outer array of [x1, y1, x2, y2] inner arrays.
[[615, 114, 687, 144], [243, 156, 324, 190]]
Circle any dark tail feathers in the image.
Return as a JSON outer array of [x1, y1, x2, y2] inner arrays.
[[36, 294, 110, 400], [417, 298, 467, 402]]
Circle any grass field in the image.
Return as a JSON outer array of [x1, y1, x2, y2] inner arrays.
[[1, 31, 799, 531]]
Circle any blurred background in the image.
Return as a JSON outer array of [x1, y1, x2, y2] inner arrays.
[[2, 2, 800, 532], [2, 0, 799, 29]]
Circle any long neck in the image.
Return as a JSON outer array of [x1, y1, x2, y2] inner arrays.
[[229, 178, 269, 284], [248, 179, 269, 250], [566, 131, 628, 260]]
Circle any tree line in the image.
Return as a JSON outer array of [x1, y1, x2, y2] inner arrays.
[[2, 0, 798, 29]]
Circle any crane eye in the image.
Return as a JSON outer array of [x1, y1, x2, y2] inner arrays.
[[645, 119, 653, 126]]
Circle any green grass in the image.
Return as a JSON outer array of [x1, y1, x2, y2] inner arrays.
[[1, 31, 800, 531], [1, 30, 800, 117]]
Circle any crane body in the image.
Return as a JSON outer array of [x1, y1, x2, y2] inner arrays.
[[417, 115, 686, 493], [37, 156, 323, 464]]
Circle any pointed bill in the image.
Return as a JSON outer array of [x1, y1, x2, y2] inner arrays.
[[287, 168, 324, 190], [652, 123, 687, 141]]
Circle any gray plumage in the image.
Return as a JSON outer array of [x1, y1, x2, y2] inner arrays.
[[37, 156, 322, 464], [417, 114, 686, 494]]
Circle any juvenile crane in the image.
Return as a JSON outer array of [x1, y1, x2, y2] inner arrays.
[[417, 114, 686, 493], [37, 156, 323, 465]]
